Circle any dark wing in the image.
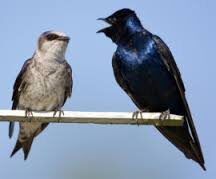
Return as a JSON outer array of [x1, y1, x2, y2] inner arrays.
[[112, 53, 142, 108], [9, 58, 32, 138], [62, 61, 73, 106], [153, 35, 205, 168], [112, 54, 129, 93]]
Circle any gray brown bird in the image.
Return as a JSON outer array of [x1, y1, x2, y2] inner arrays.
[[9, 31, 73, 160]]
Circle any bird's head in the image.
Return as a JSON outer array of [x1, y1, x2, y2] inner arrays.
[[97, 8, 142, 44], [37, 31, 70, 58]]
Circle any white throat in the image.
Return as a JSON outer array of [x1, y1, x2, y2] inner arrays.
[[34, 48, 65, 63]]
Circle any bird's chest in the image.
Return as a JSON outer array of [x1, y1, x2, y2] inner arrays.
[[115, 45, 177, 110], [19, 64, 65, 111], [117, 45, 166, 89]]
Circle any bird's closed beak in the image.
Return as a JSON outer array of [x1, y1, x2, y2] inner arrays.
[[58, 36, 70, 42]]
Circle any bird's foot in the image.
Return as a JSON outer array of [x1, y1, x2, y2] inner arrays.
[[53, 109, 64, 122], [25, 109, 33, 118], [159, 109, 170, 120], [25, 109, 34, 122], [132, 109, 148, 125]]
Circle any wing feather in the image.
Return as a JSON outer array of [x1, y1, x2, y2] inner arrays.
[[9, 58, 32, 138], [153, 35, 205, 166]]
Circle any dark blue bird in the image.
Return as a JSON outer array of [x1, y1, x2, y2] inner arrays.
[[97, 8, 205, 170]]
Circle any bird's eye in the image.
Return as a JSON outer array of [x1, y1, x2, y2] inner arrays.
[[108, 17, 117, 24], [112, 17, 117, 22], [46, 34, 59, 41]]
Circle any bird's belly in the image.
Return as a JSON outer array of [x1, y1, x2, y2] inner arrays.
[[18, 76, 64, 111], [122, 60, 182, 113]]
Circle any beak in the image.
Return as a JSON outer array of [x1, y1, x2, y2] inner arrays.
[[97, 17, 112, 33], [58, 36, 70, 42], [97, 17, 113, 24], [97, 17, 107, 22], [97, 28, 107, 33]]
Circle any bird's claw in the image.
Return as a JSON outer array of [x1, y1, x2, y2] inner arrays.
[[53, 109, 64, 122], [25, 109, 34, 122], [25, 109, 33, 118], [132, 110, 145, 125], [159, 109, 170, 120]]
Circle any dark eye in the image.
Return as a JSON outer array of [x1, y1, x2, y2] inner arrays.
[[46, 34, 59, 41]]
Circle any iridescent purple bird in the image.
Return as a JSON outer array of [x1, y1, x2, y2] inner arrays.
[[98, 9, 205, 170]]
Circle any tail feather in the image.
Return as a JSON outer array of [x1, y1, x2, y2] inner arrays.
[[10, 140, 22, 158], [156, 123, 206, 170], [10, 122, 49, 160], [23, 136, 34, 160], [10, 135, 34, 160], [189, 141, 206, 170]]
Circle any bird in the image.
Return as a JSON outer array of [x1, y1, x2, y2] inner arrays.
[[9, 31, 73, 160], [97, 8, 206, 170]]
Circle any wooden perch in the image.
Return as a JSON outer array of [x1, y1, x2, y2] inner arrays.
[[0, 110, 184, 126]]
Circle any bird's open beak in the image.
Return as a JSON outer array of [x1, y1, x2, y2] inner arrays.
[[97, 17, 112, 33], [58, 36, 70, 42]]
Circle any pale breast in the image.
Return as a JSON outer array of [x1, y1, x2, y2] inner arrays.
[[18, 62, 67, 111]]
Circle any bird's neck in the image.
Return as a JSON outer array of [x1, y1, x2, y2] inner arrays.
[[124, 16, 143, 35], [34, 50, 65, 63], [117, 16, 145, 45]]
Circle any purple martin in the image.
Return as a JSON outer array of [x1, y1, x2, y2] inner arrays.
[[98, 9, 205, 170], [9, 31, 73, 160]]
